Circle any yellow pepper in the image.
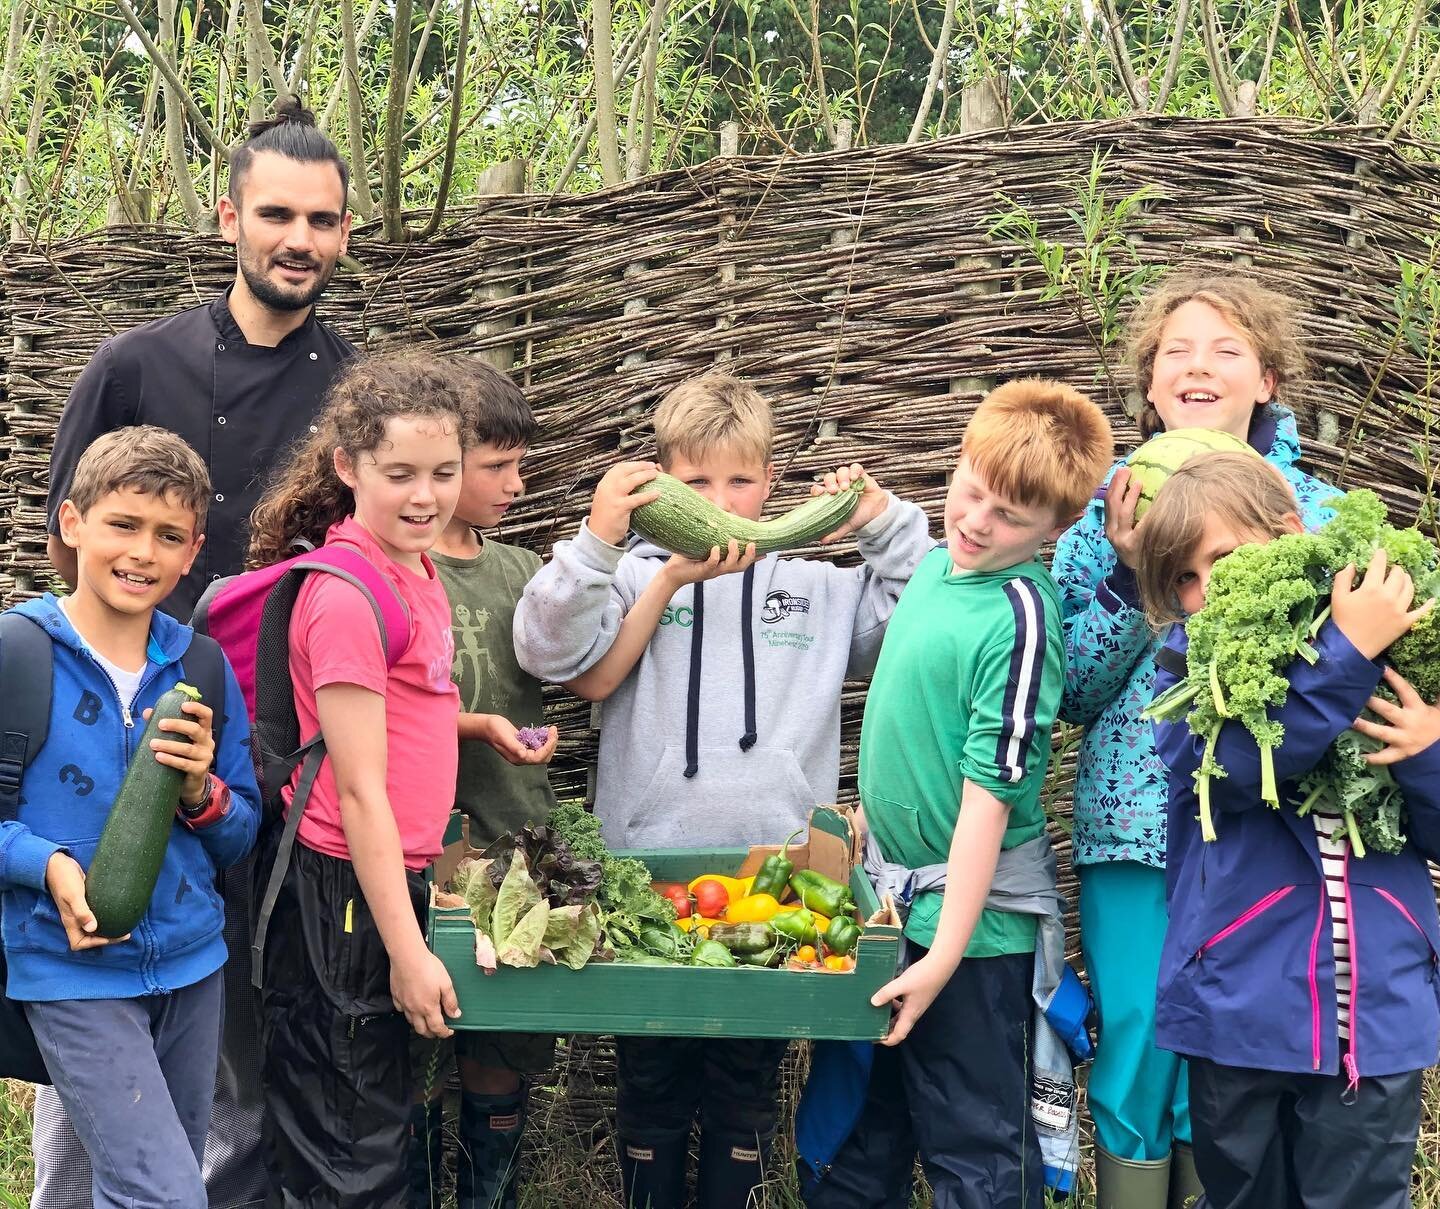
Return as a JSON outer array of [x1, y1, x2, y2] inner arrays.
[[676, 916, 724, 933], [687, 873, 753, 903], [723, 892, 782, 924]]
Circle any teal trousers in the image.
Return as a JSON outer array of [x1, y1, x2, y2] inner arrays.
[[1078, 860, 1191, 1161]]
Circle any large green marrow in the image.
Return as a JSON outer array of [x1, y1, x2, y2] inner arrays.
[[629, 473, 864, 559], [86, 682, 202, 938]]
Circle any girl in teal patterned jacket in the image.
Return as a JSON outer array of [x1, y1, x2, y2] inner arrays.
[[1051, 275, 1335, 1209]]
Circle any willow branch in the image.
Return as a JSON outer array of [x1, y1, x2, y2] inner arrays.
[[382, 0, 413, 238], [418, 0, 471, 239], [592, 0, 623, 185], [405, 0, 447, 112], [244, 0, 288, 99], [1098, 0, 1143, 110], [319, 0, 383, 131], [908, 0, 955, 139], [340, 0, 375, 221], [112, 0, 230, 160], [1154, 0, 1194, 110], [1199, 0, 1239, 115], [1371, 0, 1427, 114], [158, 0, 205, 226]]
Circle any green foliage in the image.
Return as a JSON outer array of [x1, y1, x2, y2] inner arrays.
[[3, 0, 1440, 239], [989, 148, 1162, 388]]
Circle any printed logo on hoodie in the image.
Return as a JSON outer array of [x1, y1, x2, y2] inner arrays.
[[761, 590, 810, 624]]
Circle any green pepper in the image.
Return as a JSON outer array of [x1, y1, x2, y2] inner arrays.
[[823, 915, 862, 957], [769, 908, 819, 946], [789, 869, 855, 918], [706, 922, 776, 955], [639, 922, 685, 961], [751, 828, 804, 900], [690, 938, 737, 967], [736, 944, 783, 967]]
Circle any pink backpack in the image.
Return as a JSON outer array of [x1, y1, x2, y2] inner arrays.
[[191, 542, 412, 985]]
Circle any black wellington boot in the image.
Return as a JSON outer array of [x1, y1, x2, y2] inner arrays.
[[696, 1128, 772, 1209], [617, 1133, 688, 1209], [406, 1098, 447, 1209], [457, 1089, 526, 1209]]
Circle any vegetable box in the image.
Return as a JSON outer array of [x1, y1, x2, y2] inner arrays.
[[428, 806, 901, 1040]]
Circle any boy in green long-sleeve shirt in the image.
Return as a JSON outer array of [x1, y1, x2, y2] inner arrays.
[[802, 380, 1113, 1209]]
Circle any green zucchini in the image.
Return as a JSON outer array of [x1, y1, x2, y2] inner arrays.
[[628, 473, 865, 559], [87, 683, 202, 939]]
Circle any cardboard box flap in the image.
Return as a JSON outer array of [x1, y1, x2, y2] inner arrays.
[[734, 805, 858, 887]]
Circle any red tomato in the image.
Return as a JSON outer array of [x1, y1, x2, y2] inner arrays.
[[691, 879, 731, 919]]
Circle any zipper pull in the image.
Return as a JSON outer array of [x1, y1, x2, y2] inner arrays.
[[121, 704, 134, 729], [1341, 1051, 1360, 1105]]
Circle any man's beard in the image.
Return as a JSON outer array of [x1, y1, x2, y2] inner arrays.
[[237, 239, 335, 313]]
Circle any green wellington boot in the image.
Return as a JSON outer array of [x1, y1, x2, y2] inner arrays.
[[1169, 1143, 1205, 1209], [1094, 1146, 1172, 1209]]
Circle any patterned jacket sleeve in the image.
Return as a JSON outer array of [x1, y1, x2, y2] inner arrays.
[[1054, 507, 1157, 727]]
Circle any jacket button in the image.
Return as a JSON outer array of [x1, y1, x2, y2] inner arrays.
[[309, 352, 318, 361], [217, 342, 225, 351], [217, 416, 226, 425], [215, 493, 225, 502]]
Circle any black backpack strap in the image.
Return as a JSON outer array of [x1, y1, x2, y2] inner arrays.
[[249, 736, 325, 990], [181, 632, 227, 755], [0, 614, 53, 823], [1154, 643, 1188, 682]]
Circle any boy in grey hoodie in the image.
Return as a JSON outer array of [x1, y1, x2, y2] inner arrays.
[[513, 372, 931, 1209]]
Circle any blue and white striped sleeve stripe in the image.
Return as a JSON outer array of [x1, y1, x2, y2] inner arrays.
[[996, 579, 1048, 782]]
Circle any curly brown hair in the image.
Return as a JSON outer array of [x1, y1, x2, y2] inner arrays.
[[246, 352, 476, 568], [1127, 273, 1308, 439]]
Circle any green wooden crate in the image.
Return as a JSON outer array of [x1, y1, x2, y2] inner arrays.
[[428, 809, 900, 1041]]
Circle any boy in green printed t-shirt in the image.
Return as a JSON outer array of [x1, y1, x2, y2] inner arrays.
[[408, 360, 558, 1209], [800, 381, 1113, 1209]]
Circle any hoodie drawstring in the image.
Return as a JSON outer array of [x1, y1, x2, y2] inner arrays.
[[739, 565, 758, 750], [682, 565, 760, 779], [683, 581, 705, 778]]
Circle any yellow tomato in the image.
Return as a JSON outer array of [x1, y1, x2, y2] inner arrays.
[[795, 945, 818, 965], [823, 954, 855, 972]]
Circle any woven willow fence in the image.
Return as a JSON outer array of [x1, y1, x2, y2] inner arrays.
[[4, 118, 1440, 962]]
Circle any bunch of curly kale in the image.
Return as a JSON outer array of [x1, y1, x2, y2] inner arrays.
[[1145, 489, 1440, 854]]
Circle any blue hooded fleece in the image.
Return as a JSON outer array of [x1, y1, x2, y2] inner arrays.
[[0, 594, 260, 1002]]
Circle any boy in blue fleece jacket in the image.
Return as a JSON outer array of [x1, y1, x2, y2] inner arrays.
[[0, 426, 260, 1209]]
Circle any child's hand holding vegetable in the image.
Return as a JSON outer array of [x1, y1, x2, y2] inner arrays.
[[1332, 548, 1433, 660], [660, 540, 761, 589], [813, 464, 888, 543], [144, 698, 215, 809], [1101, 466, 1144, 570], [44, 852, 127, 951], [464, 714, 557, 765], [1354, 667, 1440, 765], [588, 461, 663, 546]]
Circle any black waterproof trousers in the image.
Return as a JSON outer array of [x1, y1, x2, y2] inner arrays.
[[1188, 1056, 1422, 1209], [803, 950, 1042, 1209], [615, 1034, 790, 1144], [258, 839, 427, 1209]]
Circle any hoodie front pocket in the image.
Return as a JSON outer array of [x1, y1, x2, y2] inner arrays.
[[620, 744, 815, 850]]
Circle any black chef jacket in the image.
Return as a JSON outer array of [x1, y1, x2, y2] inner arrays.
[[46, 291, 355, 618]]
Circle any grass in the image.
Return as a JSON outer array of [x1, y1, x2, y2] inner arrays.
[[9, 1058, 1440, 1206]]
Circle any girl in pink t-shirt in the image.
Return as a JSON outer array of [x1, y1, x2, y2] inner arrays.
[[245, 353, 472, 1207]]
